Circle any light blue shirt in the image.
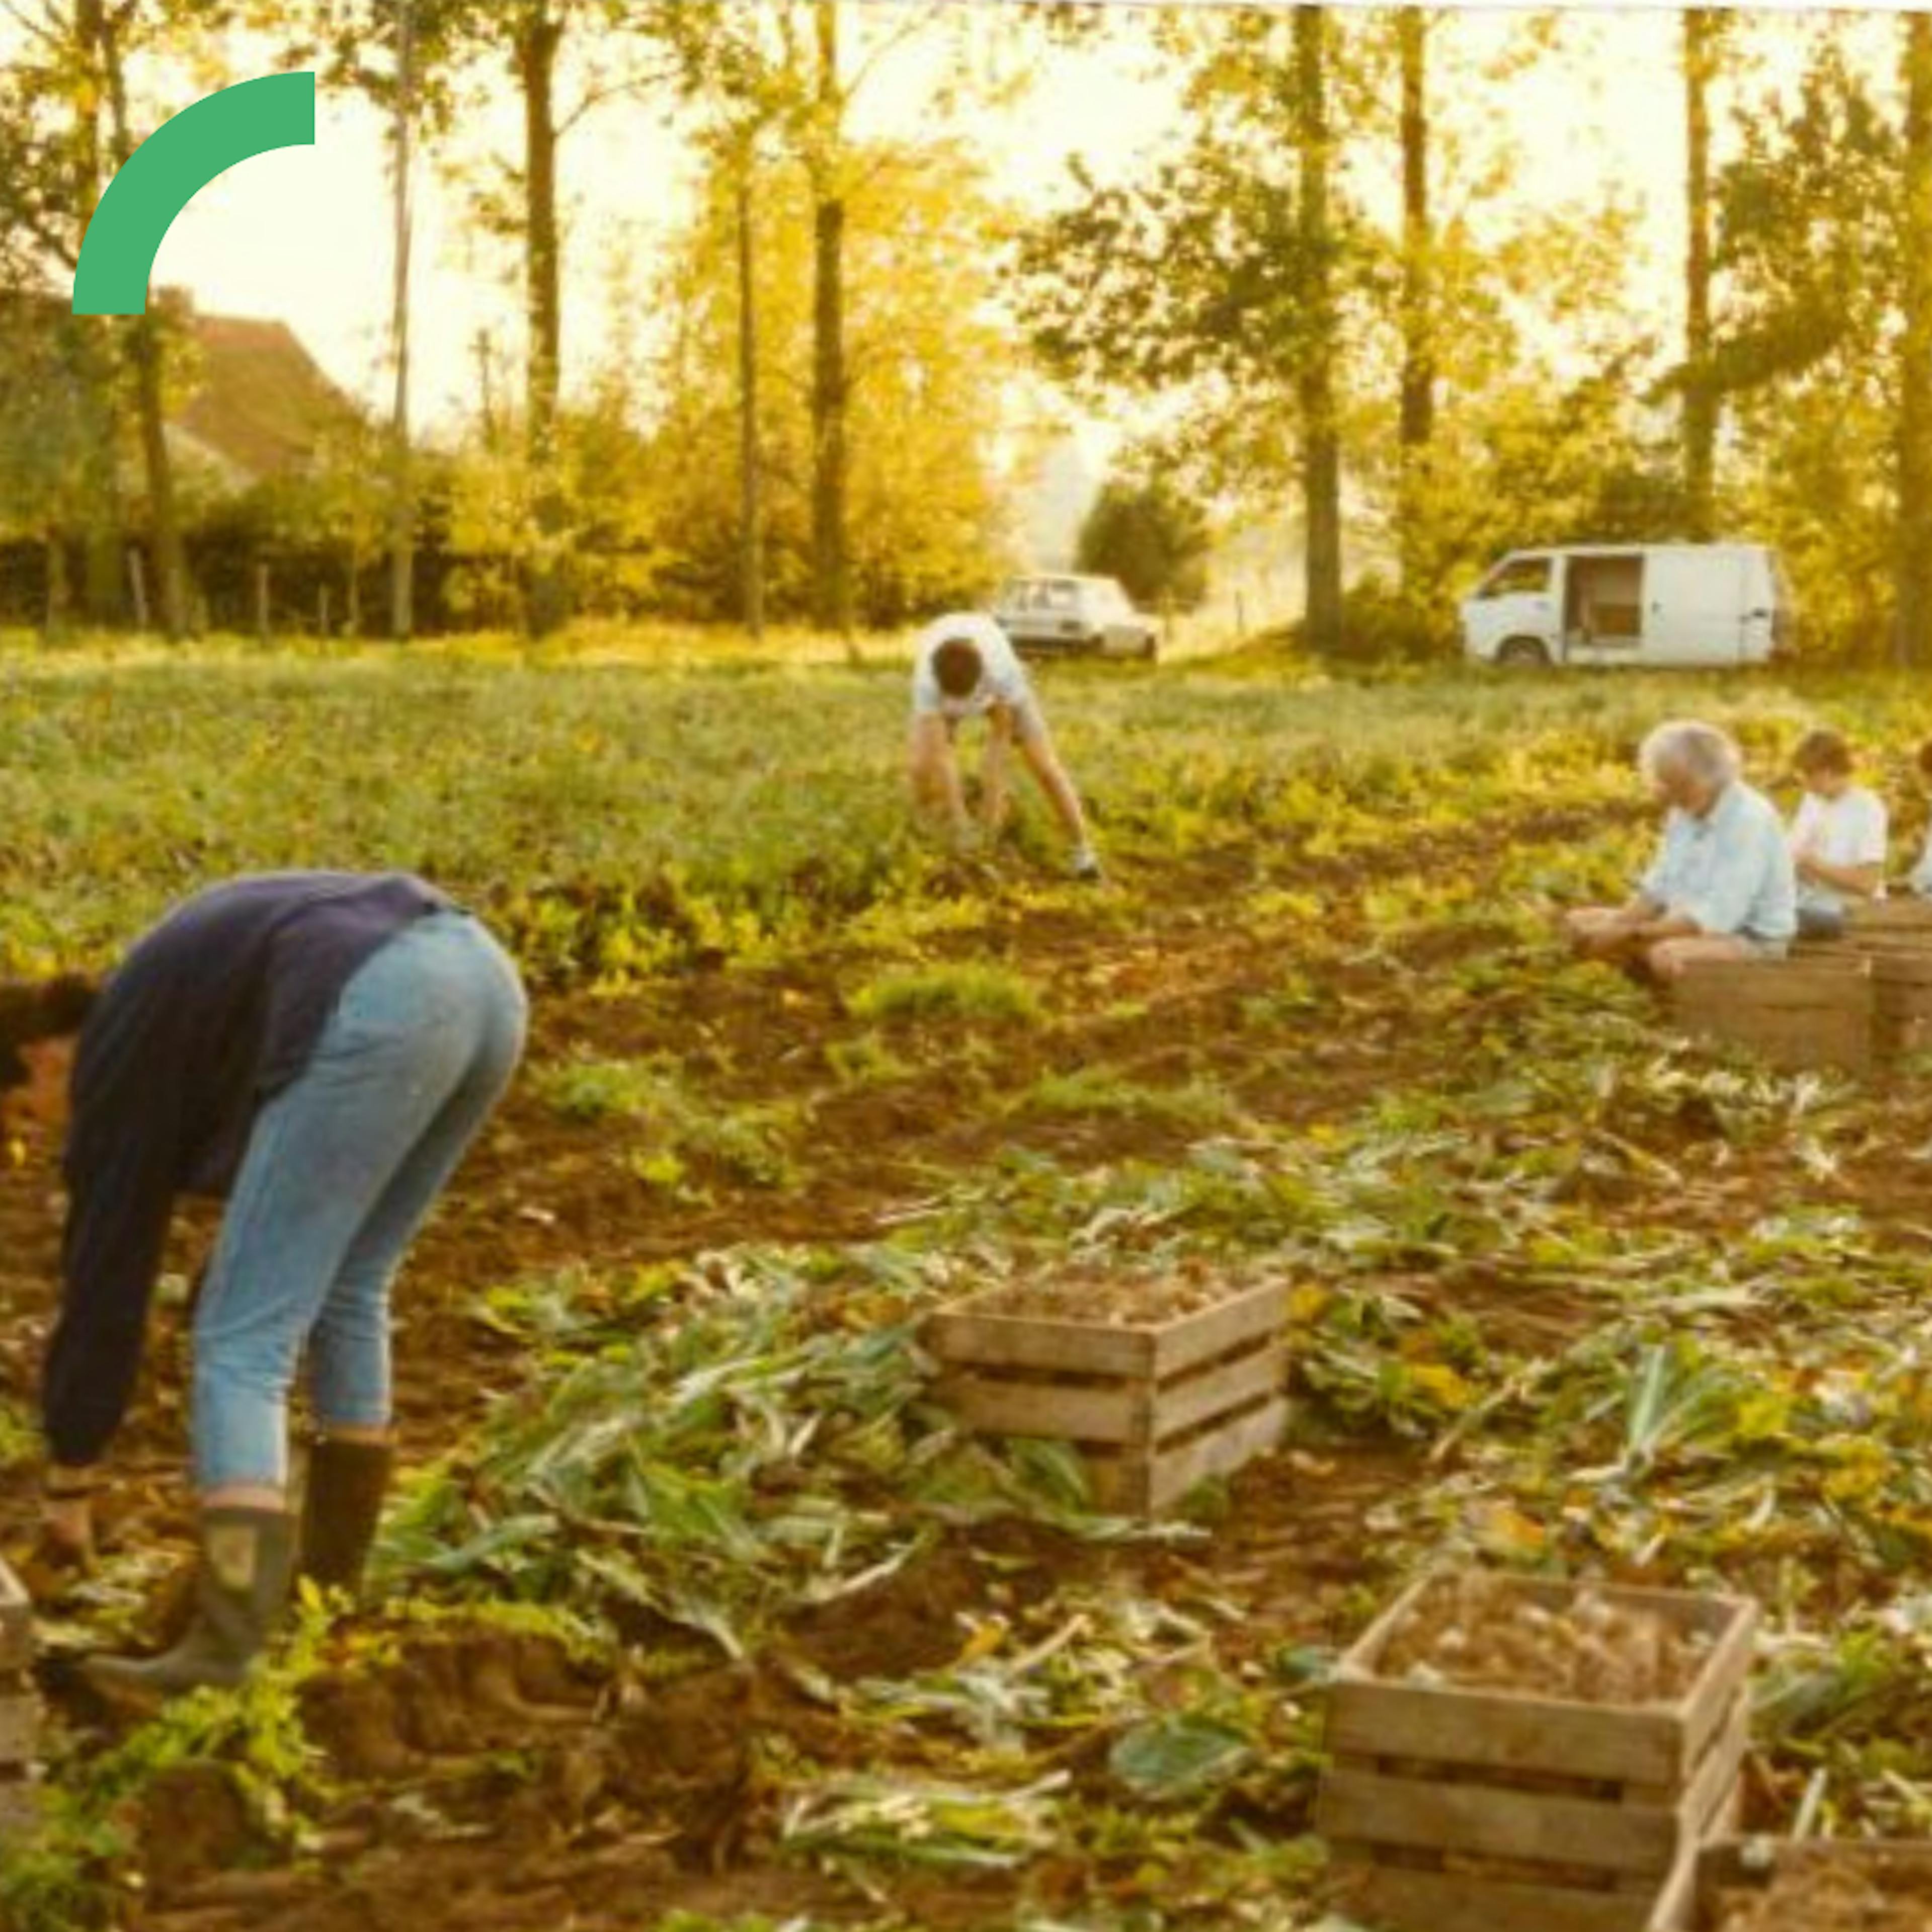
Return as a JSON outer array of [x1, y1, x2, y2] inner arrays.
[[1639, 781, 1798, 943]]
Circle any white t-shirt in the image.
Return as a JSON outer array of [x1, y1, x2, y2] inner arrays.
[[910, 614, 1042, 738], [1789, 785, 1888, 915]]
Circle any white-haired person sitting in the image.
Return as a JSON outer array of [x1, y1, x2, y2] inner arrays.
[[907, 612, 1102, 880], [1564, 720, 1797, 981]]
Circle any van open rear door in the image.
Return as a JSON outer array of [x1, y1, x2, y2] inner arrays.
[[1561, 552, 1644, 666]]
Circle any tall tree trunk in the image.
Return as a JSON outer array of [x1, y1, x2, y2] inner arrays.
[[389, 0, 416, 640], [1683, 8, 1720, 541], [98, 9, 187, 640], [75, 333, 124, 623], [121, 320, 184, 637], [810, 0, 853, 638], [1295, 5, 1343, 658], [736, 154, 765, 640], [1397, 7, 1433, 603], [44, 531, 70, 639], [1898, 13, 1932, 669], [72, 0, 123, 625], [519, 0, 568, 638]]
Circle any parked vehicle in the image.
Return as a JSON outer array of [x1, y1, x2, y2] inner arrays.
[[991, 575, 1161, 662], [1460, 543, 1794, 669]]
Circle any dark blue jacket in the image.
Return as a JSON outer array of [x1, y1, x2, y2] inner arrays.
[[44, 871, 451, 1467]]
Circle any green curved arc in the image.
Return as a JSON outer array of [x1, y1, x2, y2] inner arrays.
[[72, 72, 317, 317]]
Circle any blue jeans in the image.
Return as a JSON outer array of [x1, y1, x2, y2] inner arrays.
[[191, 912, 527, 1492]]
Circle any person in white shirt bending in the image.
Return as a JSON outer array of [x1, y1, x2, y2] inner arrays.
[[1787, 729, 1887, 939], [907, 613, 1101, 880]]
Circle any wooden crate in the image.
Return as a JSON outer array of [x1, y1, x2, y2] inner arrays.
[[1694, 1836, 1932, 1927], [1717, 946, 1932, 1071], [1846, 899, 1932, 937], [1671, 957, 1874, 1076], [0, 1555, 38, 1843], [1870, 952, 1932, 1065], [1801, 900, 1932, 966], [925, 1279, 1288, 1514], [1320, 1572, 1757, 1932]]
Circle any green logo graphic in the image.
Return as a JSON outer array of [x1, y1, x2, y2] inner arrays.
[[72, 72, 316, 317]]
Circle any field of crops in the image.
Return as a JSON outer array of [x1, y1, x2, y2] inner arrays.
[[8, 643, 1932, 1931]]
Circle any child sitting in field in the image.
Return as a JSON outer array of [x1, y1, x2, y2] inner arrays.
[[1787, 729, 1887, 939]]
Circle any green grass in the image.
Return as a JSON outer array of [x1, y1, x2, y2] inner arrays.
[[0, 1395, 38, 1471], [1011, 1065, 1241, 1132], [823, 1032, 916, 1086], [846, 961, 1045, 1026], [534, 1052, 805, 1189]]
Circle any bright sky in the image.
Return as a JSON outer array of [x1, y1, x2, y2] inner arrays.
[[12, 4, 1904, 438]]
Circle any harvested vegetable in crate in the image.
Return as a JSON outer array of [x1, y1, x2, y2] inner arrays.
[[1379, 1570, 1716, 1706], [1704, 1841, 1932, 1931]]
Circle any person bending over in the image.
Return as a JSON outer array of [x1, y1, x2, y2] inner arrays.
[[0, 871, 526, 1706], [907, 612, 1101, 880]]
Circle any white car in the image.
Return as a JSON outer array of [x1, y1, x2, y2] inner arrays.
[[1461, 543, 1794, 669], [991, 575, 1161, 662]]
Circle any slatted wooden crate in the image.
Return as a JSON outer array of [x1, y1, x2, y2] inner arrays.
[[1671, 957, 1874, 1076], [1320, 1573, 1757, 1932], [1805, 900, 1932, 952], [0, 1555, 39, 1842], [1845, 899, 1932, 937], [1869, 952, 1932, 1064], [1694, 1836, 1932, 1927], [1699, 943, 1932, 1073], [925, 1278, 1287, 1514], [1791, 905, 1932, 1070]]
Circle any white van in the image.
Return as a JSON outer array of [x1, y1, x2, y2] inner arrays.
[[1461, 543, 1794, 669]]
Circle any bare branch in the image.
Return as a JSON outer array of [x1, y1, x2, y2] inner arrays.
[[556, 58, 675, 140], [842, 0, 948, 102], [1, 0, 64, 51]]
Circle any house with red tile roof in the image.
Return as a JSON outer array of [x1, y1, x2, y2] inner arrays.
[[160, 293, 362, 490]]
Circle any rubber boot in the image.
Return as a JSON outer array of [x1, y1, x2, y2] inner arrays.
[[83, 1507, 295, 1709], [297, 1437, 394, 1597]]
